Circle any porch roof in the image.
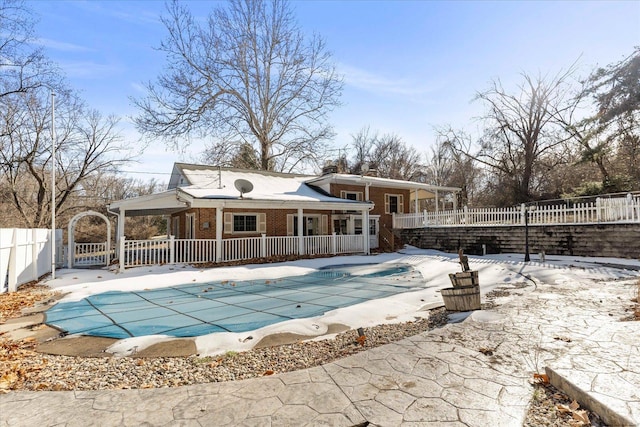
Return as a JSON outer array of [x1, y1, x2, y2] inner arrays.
[[306, 173, 461, 194], [108, 191, 188, 216]]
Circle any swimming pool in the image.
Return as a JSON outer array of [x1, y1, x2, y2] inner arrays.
[[45, 263, 424, 339]]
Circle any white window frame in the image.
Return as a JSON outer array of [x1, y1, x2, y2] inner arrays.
[[340, 190, 363, 201], [287, 214, 328, 236], [385, 193, 404, 214], [233, 214, 258, 233], [224, 212, 267, 235]]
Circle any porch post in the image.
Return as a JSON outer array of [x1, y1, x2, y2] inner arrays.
[[297, 208, 304, 255], [118, 208, 126, 273], [363, 208, 370, 255], [105, 219, 111, 267], [453, 191, 458, 211], [435, 190, 439, 214], [414, 189, 419, 213], [116, 209, 125, 247], [332, 232, 337, 254], [216, 207, 223, 262], [119, 237, 125, 273]]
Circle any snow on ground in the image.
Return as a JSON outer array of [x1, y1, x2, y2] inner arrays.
[[43, 248, 640, 356]]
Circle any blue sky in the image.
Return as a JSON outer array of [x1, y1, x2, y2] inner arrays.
[[30, 0, 640, 181]]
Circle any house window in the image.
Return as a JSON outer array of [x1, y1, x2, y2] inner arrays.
[[333, 219, 348, 235], [233, 215, 257, 232], [385, 194, 404, 214], [186, 213, 195, 239], [172, 216, 180, 238], [287, 214, 328, 236], [340, 190, 363, 201], [354, 218, 363, 235], [224, 212, 266, 234]]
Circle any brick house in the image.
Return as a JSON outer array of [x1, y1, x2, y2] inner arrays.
[[108, 163, 460, 265]]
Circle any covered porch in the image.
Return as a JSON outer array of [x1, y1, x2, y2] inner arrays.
[[108, 190, 374, 272]]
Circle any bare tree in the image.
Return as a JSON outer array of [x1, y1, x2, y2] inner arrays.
[[202, 140, 264, 170], [0, 86, 131, 228], [348, 127, 423, 180], [456, 69, 576, 204], [430, 127, 482, 206], [0, 0, 59, 100], [134, 0, 343, 173]]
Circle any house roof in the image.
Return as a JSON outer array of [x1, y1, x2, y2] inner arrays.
[[109, 163, 462, 216], [168, 163, 313, 189], [306, 173, 462, 193], [110, 164, 372, 215], [172, 164, 345, 203]]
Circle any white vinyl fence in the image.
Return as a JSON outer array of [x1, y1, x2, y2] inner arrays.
[[121, 233, 365, 269], [394, 194, 640, 229], [1, 228, 60, 293]]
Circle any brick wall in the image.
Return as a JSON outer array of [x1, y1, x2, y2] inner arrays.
[[400, 223, 640, 259], [172, 208, 332, 239], [329, 183, 410, 230]]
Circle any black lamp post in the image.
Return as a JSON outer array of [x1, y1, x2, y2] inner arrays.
[[524, 207, 530, 262]]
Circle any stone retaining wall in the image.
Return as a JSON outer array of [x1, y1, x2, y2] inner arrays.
[[400, 223, 640, 259]]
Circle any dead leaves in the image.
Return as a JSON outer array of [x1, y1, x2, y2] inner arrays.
[[0, 284, 57, 323], [557, 399, 590, 425], [533, 373, 550, 384], [0, 335, 46, 391]]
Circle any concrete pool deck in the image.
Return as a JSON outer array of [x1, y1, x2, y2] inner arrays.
[[1, 271, 638, 426]]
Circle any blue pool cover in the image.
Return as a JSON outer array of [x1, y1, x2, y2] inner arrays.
[[45, 264, 424, 339]]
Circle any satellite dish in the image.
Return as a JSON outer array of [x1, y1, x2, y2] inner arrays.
[[234, 179, 254, 198]]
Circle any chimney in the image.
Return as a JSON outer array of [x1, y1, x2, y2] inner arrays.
[[322, 160, 338, 175]]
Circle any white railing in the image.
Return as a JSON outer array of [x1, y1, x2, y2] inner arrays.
[[1, 228, 57, 293], [120, 233, 366, 269], [265, 236, 299, 257], [304, 235, 332, 255], [335, 234, 365, 253], [222, 236, 262, 262], [175, 238, 217, 264], [73, 242, 109, 266], [122, 239, 171, 267], [393, 194, 640, 229]]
